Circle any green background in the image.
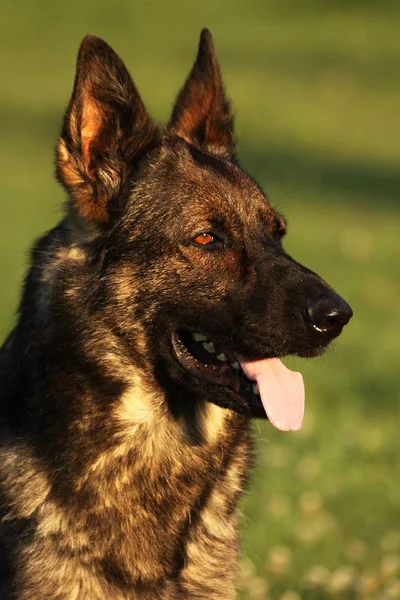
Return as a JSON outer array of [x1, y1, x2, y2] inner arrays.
[[1, 1, 399, 598]]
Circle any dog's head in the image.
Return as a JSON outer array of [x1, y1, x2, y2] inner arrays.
[[56, 31, 352, 430]]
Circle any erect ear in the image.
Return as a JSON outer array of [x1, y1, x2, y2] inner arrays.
[[168, 29, 235, 158], [56, 35, 159, 224]]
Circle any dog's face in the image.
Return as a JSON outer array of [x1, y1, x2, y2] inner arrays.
[[57, 31, 352, 430]]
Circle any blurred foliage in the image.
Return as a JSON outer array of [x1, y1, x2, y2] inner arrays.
[[1, 1, 399, 598]]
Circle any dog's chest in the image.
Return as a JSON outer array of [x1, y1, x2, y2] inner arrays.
[[103, 422, 249, 598], [177, 442, 248, 599], [77, 418, 250, 599], [1, 407, 251, 599]]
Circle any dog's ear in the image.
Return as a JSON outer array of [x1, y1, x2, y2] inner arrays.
[[169, 29, 235, 158], [56, 35, 159, 224]]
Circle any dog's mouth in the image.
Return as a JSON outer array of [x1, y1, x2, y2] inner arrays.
[[171, 331, 305, 431], [171, 331, 262, 406]]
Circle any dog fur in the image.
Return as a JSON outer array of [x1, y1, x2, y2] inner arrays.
[[0, 30, 351, 599]]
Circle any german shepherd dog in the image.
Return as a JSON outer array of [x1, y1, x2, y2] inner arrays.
[[0, 30, 352, 599]]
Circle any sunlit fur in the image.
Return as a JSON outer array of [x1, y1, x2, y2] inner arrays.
[[0, 30, 350, 599]]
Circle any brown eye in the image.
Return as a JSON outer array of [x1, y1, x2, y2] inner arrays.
[[191, 231, 225, 250], [193, 233, 214, 245]]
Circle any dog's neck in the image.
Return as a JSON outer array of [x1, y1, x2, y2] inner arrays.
[[2, 246, 251, 580], [2, 333, 250, 590], [0, 223, 252, 592]]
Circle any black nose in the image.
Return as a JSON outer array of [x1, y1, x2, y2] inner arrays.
[[305, 293, 353, 335]]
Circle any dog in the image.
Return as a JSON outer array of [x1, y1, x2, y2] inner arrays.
[[0, 30, 352, 599]]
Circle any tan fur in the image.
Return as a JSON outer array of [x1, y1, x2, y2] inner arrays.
[[198, 401, 228, 444], [80, 94, 104, 177], [1, 385, 250, 598]]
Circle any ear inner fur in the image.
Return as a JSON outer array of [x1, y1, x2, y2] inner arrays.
[[56, 35, 159, 224], [80, 94, 105, 180]]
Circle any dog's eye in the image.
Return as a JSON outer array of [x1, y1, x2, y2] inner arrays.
[[191, 232, 225, 249], [193, 233, 214, 245]]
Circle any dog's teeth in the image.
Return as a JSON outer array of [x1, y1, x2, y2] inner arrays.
[[203, 341, 216, 354], [252, 383, 260, 396], [193, 333, 207, 342], [216, 353, 227, 362], [231, 361, 240, 370]]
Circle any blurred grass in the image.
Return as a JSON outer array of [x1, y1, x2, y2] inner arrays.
[[1, 1, 399, 598]]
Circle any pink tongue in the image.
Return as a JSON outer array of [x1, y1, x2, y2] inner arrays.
[[239, 357, 305, 431]]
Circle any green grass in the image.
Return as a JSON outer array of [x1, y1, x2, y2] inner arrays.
[[1, 1, 399, 598]]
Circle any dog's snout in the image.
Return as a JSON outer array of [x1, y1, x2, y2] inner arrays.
[[305, 293, 353, 335]]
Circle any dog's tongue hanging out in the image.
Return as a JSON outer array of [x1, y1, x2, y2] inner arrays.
[[239, 358, 305, 431]]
